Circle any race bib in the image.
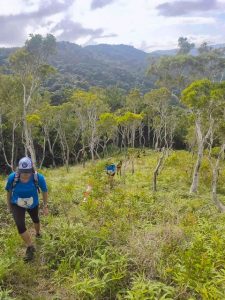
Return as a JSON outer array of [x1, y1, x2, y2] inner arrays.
[[17, 197, 34, 208], [107, 170, 115, 175]]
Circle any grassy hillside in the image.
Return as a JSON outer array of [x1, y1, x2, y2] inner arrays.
[[1, 150, 225, 299]]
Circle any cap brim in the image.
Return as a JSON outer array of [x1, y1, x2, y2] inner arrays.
[[18, 169, 33, 174]]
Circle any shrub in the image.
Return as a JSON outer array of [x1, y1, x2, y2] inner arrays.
[[118, 275, 175, 300]]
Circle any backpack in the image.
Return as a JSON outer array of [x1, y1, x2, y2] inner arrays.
[[106, 164, 116, 175], [12, 171, 40, 194]]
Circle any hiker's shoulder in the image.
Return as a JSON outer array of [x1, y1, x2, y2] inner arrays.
[[36, 173, 46, 181], [8, 172, 16, 181]]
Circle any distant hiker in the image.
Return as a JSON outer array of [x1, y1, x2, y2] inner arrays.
[[106, 163, 116, 176], [117, 161, 122, 176], [5, 157, 48, 262], [105, 163, 116, 188]]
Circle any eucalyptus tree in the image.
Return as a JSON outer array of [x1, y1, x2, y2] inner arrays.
[[178, 37, 195, 55], [125, 88, 143, 113], [198, 42, 213, 54], [182, 79, 220, 194], [206, 82, 225, 211], [144, 87, 175, 150], [54, 103, 80, 170], [117, 112, 143, 149], [9, 34, 56, 166], [104, 86, 126, 111], [97, 112, 118, 155], [144, 87, 179, 191], [38, 103, 59, 168], [148, 37, 225, 99], [71, 90, 108, 160], [0, 75, 22, 170]]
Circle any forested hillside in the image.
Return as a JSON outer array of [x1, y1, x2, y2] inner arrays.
[[1, 40, 223, 105], [0, 41, 152, 104]]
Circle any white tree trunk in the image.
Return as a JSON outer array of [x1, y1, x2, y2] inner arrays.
[[189, 143, 203, 194], [22, 85, 36, 166], [152, 149, 165, 192], [190, 115, 213, 194]]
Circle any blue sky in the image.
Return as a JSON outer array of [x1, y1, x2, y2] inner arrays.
[[1, 0, 225, 51]]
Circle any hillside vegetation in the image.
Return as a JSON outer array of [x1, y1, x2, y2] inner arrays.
[[0, 41, 152, 101], [1, 150, 225, 299], [1, 40, 223, 104], [1, 34, 225, 300]]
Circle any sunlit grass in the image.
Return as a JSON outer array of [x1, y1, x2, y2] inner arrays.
[[0, 150, 225, 299]]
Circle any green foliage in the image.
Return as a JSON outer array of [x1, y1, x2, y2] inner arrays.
[[181, 79, 212, 110], [0, 289, 15, 300], [117, 112, 143, 125], [148, 41, 225, 95], [1, 151, 225, 299], [1, 33, 225, 299], [172, 220, 225, 298], [26, 114, 42, 125], [120, 275, 175, 300]]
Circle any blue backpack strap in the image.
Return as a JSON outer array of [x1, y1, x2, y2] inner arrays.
[[33, 171, 40, 194], [12, 171, 40, 193], [12, 171, 20, 191]]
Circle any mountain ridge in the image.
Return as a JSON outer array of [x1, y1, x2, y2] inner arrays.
[[0, 41, 224, 104]]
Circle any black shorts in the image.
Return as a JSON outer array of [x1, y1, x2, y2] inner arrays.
[[11, 204, 40, 234]]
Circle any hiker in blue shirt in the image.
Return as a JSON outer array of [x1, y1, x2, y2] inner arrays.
[[5, 157, 48, 262], [105, 163, 116, 188]]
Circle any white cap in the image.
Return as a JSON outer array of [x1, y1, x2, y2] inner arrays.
[[18, 157, 33, 173]]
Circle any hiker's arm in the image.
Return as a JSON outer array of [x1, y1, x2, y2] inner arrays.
[[42, 192, 48, 207], [42, 191, 48, 216], [38, 174, 48, 215], [6, 191, 12, 211]]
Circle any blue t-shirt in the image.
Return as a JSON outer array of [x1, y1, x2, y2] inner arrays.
[[106, 164, 116, 174], [5, 173, 48, 209]]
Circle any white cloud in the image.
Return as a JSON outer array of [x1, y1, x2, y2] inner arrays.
[[70, 0, 224, 50], [0, 0, 225, 50]]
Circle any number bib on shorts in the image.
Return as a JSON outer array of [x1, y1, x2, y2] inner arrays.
[[17, 197, 34, 208]]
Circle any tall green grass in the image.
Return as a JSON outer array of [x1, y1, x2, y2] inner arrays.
[[0, 150, 225, 299]]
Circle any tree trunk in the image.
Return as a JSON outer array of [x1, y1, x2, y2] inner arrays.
[[131, 159, 134, 174], [39, 135, 46, 169], [47, 136, 56, 168], [10, 122, 17, 170], [152, 150, 165, 192], [131, 125, 135, 148], [189, 143, 203, 194], [190, 116, 214, 194], [23, 117, 36, 166], [66, 146, 70, 172], [190, 117, 205, 194], [90, 144, 95, 161], [22, 85, 36, 166]]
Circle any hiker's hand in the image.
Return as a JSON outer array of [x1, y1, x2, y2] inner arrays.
[[43, 206, 49, 216]]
